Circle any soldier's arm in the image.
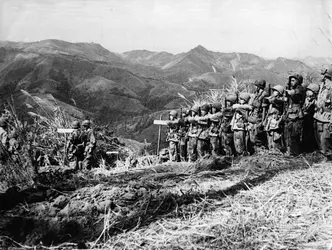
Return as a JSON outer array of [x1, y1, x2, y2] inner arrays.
[[167, 119, 179, 126], [88, 130, 97, 147], [232, 104, 252, 110], [286, 86, 305, 103], [1, 131, 8, 148]]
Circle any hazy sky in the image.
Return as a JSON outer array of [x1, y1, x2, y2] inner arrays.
[[0, 0, 331, 58]]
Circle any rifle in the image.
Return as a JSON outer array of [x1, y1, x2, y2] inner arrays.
[[282, 82, 290, 121]]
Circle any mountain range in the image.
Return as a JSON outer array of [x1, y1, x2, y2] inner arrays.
[[0, 39, 328, 144]]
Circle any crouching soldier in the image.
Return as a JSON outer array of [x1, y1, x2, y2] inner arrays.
[[314, 67, 332, 162], [82, 120, 96, 170], [264, 85, 285, 153], [284, 74, 305, 156], [178, 108, 190, 161], [302, 83, 319, 153], [187, 106, 200, 162], [220, 95, 237, 156], [231, 93, 251, 156], [67, 121, 84, 170], [166, 110, 180, 162], [209, 103, 222, 156]]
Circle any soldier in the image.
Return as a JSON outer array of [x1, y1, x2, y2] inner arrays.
[[81, 120, 96, 170], [314, 67, 332, 161], [166, 110, 180, 162], [187, 106, 200, 162], [231, 92, 251, 156], [220, 94, 237, 156], [264, 85, 285, 153], [284, 74, 306, 156], [0, 118, 9, 161], [247, 80, 268, 153], [302, 83, 319, 153], [197, 104, 211, 158], [178, 108, 190, 161], [209, 102, 222, 156], [67, 121, 84, 170], [0, 118, 9, 150]]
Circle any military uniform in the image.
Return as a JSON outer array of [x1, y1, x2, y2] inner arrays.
[[220, 95, 237, 156], [209, 103, 222, 157], [0, 119, 9, 161], [284, 74, 305, 156], [197, 104, 211, 158], [231, 93, 251, 156], [302, 83, 319, 153], [314, 68, 332, 161], [67, 121, 84, 170], [178, 109, 189, 161], [187, 106, 200, 162], [264, 85, 285, 153], [82, 120, 96, 170], [247, 80, 268, 153], [166, 110, 180, 162]]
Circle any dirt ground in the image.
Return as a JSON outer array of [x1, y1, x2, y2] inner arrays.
[[0, 152, 323, 249]]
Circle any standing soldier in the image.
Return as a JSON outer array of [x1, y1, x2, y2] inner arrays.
[[82, 120, 96, 170], [166, 110, 180, 162], [284, 74, 306, 156], [264, 85, 285, 153], [187, 106, 200, 162], [220, 94, 237, 156], [209, 102, 222, 156], [197, 104, 211, 158], [67, 121, 84, 170], [314, 67, 332, 162], [231, 93, 251, 156], [247, 80, 268, 153], [302, 83, 319, 153], [178, 108, 190, 161]]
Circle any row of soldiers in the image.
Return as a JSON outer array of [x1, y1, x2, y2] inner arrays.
[[67, 120, 96, 170], [164, 66, 332, 162], [0, 116, 96, 169]]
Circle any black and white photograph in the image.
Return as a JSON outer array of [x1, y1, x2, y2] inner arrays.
[[0, 0, 332, 249]]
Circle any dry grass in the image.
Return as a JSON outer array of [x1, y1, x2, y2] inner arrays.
[[179, 75, 252, 108], [95, 160, 332, 250], [77, 154, 322, 250]]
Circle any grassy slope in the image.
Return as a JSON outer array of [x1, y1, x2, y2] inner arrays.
[[104, 159, 332, 250]]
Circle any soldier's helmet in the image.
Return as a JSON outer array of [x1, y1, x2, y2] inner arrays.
[[323, 66, 332, 80], [254, 79, 266, 89], [71, 121, 80, 129], [239, 92, 251, 103], [82, 120, 91, 127], [190, 105, 200, 114], [271, 85, 285, 95], [169, 110, 178, 117], [306, 83, 320, 94], [225, 94, 238, 104], [181, 108, 189, 114], [211, 102, 222, 110], [288, 74, 303, 84], [0, 118, 7, 127], [200, 104, 210, 113]]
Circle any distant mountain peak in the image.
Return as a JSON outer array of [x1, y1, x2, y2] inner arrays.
[[190, 45, 208, 53]]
